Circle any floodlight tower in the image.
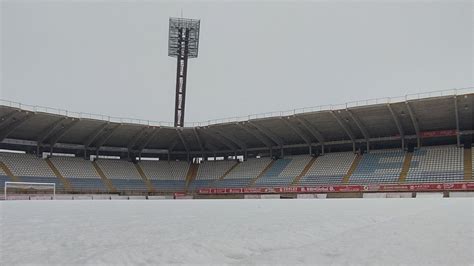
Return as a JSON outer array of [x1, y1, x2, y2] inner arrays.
[[168, 17, 200, 127]]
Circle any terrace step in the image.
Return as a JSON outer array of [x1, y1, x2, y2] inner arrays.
[[135, 163, 155, 193], [464, 148, 472, 180], [248, 160, 275, 187], [207, 161, 240, 187], [343, 154, 362, 184], [92, 161, 117, 193], [46, 158, 72, 191], [185, 163, 199, 191], [0, 161, 18, 181], [291, 157, 317, 186], [399, 152, 413, 183]]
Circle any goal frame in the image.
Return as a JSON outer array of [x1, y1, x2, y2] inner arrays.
[[4, 181, 56, 200]]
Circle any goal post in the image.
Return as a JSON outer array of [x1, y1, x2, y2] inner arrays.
[[4, 181, 56, 200]]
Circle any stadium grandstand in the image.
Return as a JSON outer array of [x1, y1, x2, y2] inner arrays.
[[0, 88, 473, 196]]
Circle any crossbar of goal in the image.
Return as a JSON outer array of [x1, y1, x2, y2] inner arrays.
[[4, 181, 56, 200]]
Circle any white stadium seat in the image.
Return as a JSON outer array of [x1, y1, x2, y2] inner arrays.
[[298, 152, 356, 186], [406, 145, 464, 183]]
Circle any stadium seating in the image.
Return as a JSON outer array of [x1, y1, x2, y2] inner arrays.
[[254, 155, 312, 187], [0, 152, 64, 189], [50, 157, 107, 192], [188, 160, 237, 191], [212, 158, 271, 188], [96, 159, 148, 191], [0, 145, 470, 193], [139, 161, 190, 192], [348, 149, 405, 184], [298, 152, 356, 186], [471, 146, 473, 179], [0, 166, 11, 189], [406, 145, 464, 183]]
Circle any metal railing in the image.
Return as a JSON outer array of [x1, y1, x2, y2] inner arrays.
[[1, 87, 472, 128]]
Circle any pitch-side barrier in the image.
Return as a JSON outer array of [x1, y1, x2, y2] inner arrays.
[[198, 182, 474, 195]]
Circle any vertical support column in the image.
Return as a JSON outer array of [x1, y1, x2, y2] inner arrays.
[[405, 102, 421, 148], [454, 96, 461, 147]]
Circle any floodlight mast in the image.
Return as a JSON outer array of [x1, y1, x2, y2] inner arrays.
[[168, 17, 200, 127]]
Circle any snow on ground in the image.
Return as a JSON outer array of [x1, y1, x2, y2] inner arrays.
[[1, 198, 473, 265]]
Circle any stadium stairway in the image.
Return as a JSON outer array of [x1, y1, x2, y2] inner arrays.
[[343, 154, 362, 184], [291, 157, 317, 186], [134, 164, 155, 193], [46, 158, 72, 191], [464, 148, 472, 180], [399, 152, 413, 183], [207, 161, 240, 187], [185, 163, 199, 191], [248, 160, 275, 187], [92, 161, 117, 193], [0, 161, 18, 182]]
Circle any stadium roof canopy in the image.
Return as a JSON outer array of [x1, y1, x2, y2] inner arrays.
[[0, 88, 472, 160]]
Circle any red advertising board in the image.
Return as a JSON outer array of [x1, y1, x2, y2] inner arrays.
[[420, 130, 457, 138], [198, 182, 474, 195]]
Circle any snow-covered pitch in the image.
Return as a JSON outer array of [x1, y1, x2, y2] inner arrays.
[[1, 198, 473, 265]]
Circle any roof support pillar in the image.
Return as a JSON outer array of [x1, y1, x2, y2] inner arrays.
[[37, 145, 41, 158], [0, 111, 18, 128], [0, 112, 33, 142], [83, 123, 109, 151], [346, 109, 370, 153], [293, 116, 325, 154], [210, 127, 247, 152], [281, 117, 312, 155], [176, 129, 190, 162], [248, 121, 284, 157], [387, 103, 405, 150], [49, 119, 80, 148], [405, 102, 421, 148], [127, 128, 148, 155], [330, 111, 356, 152], [200, 128, 237, 153], [454, 96, 461, 147], [168, 138, 179, 154], [193, 128, 205, 159], [236, 123, 273, 154], [37, 118, 67, 146], [94, 124, 121, 153], [137, 127, 161, 154]]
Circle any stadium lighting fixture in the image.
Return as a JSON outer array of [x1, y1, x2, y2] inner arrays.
[[168, 17, 200, 127]]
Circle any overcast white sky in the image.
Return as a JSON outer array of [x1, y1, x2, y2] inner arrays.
[[1, 0, 472, 123]]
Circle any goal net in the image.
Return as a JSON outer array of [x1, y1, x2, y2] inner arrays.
[[4, 182, 56, 200]]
